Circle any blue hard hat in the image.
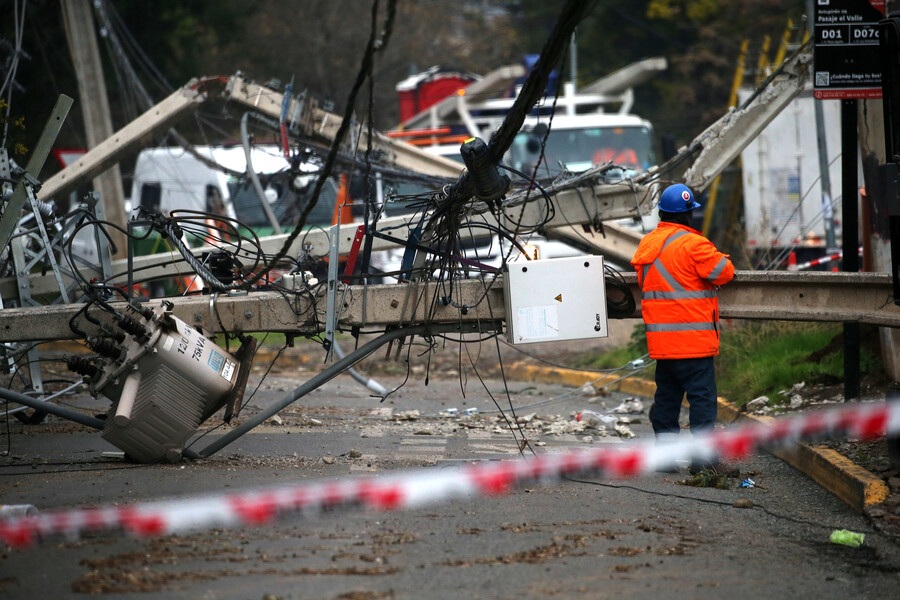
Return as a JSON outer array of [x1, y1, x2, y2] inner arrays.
[[659, 184, 701, 213]]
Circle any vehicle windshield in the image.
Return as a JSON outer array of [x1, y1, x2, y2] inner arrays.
[[507, 125, 654, 175], [228, 173, 337, 231]]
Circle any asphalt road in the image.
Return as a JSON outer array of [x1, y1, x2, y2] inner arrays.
[[2, 348, 900, 599]]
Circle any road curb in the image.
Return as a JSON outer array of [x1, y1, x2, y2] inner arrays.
[[505, 361, 889, 513], [718, 402, 890, 513]]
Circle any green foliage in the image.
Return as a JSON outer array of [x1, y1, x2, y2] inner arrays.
[[574, 320, 883, 407], [716, 322, 881, 405], [0, 98, 27, 157], [245, 332, 288, 348], [648, 0, 721, 22], [6, 0, 809, 154]]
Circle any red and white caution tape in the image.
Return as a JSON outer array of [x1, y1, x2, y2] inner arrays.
[[787, 248, 862, 271], [2, 401, 898, 549]]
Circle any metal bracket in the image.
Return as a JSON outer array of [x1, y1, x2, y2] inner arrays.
[[0, 95, 73, 250], [323, 223, 341, 359]]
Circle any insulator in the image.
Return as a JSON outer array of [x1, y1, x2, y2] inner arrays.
[[27, 199, 55, 219], [132, 304, 155, 320], [66, 355, 99, 378], [115, 313, 147, 338], [87, 336, 123, 359]]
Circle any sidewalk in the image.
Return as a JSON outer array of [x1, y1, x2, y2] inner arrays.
[[503, 361, 890, 514]]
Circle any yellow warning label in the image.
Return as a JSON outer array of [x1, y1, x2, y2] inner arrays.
[[554, 294, 562, 302]]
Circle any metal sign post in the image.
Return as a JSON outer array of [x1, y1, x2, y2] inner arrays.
[[814, 0, 887, 401], [841, 99, 861, 400]]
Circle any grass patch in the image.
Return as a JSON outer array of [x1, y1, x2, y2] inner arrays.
[[716, 321, 881, 406], [572, 321, 883, 407]]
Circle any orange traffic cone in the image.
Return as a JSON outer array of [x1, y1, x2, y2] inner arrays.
[[787, 251, 797, 271]]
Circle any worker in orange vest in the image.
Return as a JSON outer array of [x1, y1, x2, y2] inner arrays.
[[631, 184, 735, 471]]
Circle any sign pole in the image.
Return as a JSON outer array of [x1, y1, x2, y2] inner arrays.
[[814, 0, 885, 401], [841, 99, 861, 400]]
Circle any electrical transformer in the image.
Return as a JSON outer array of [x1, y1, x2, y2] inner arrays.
[[70, 301, 255, 463]]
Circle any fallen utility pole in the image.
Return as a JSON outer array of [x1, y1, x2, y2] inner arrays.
[[224, 74, 463, 179], [39, 81, 213, 202], [14, 48, 812, 300], [1, 271, 897, 344]]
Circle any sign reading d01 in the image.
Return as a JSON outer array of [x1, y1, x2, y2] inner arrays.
[[814, 0, 885, 99]]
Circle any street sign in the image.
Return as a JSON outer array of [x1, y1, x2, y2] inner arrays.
[[814, 0, 885, 99], [51, 147, 87, 169]]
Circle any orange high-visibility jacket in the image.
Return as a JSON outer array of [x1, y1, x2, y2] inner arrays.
[[631, 222, 734, 359]]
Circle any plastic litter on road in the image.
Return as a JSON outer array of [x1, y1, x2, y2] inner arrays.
[[830, 529, 865, 548]]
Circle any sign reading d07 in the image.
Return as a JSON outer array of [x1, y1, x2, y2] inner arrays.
[[814, 0, 885, 99]]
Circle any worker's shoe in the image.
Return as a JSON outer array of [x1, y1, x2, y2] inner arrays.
[[689, 461, 740, 477]]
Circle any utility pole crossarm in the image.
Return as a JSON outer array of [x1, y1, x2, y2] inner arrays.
[[683, 50, 811, 192], [225, 75, 462, 179], [40, 81, 211, 202], [581, 57, 668, 95]]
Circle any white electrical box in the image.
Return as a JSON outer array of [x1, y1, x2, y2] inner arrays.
[[503, 255, 608, 345]]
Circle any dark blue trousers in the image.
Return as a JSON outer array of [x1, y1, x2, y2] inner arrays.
[[650, 357, 717, 437]]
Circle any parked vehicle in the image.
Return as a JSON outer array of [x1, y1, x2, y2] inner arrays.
[[390, 57, 662, 264]]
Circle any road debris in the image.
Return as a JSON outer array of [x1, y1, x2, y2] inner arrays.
[[614, 425, 636, 439], [681, 468, 740, 490], [394, 410, 420, 421], [610, 398, 644, 414], [745, 396, 769, 413], [579, 383, 607, 398], [0, 505, 38, 517], [542, 418, 588, 436], [517, 413, 538, 424], [576, 410, 618, 429], [830, 529, 865, 548]]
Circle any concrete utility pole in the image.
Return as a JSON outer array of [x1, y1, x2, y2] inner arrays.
[[61, 0, 127, 259], [859, 0, 900, 382]]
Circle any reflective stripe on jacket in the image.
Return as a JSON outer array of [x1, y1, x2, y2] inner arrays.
[[631, 222, 734, 359]]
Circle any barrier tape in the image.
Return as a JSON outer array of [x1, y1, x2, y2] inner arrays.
[[787, 248, 861, 272], [1, 401, 898, 549]]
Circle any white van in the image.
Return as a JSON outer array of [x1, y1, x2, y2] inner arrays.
[[128, 145, 337, 233]]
